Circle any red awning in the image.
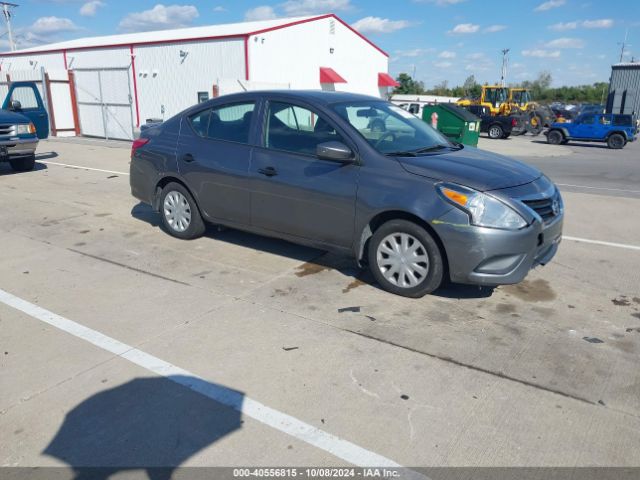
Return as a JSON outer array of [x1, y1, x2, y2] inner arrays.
[[320, 67, 347, 84], [378, 72, 400, 87]]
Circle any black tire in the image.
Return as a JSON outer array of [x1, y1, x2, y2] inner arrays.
[[9, 154, 35, 172], [367, 219, 444, 298], [159, 182, 206, 239], [528, 114, 543, 135], [607, 133, 625, 149], [488, 124, 504, 139], [547, 130, 563, 145]]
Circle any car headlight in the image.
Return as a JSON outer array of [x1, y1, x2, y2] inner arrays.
[[437, 183, 527, 230], [16, 123, 36, 135]]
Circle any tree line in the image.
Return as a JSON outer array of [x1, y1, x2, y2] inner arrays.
[[394, 72, 609, 104]]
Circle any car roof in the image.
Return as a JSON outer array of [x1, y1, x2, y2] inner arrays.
[[207, 90, 382, 106]]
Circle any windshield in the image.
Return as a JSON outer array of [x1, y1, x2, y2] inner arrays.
[[513, 90, 531, 106], [331, 101, 453, 155]]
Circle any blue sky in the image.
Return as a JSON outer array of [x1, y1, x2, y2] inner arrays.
[[6, 0, 640, 87]]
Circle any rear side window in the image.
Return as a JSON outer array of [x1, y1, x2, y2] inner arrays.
[[613, 115, 632, 126], [265, 101, 343, 156], [188, 102, 255, 144]]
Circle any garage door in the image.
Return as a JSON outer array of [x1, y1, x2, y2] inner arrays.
[[73, 67, 135, 140]]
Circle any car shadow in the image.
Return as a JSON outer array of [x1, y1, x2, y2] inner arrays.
[[131, 202, 497, 300], [36, 151, 59, 160], [530, 140, 610, 149], [43, 375, 244, 480], [0, 160, 48, 176]]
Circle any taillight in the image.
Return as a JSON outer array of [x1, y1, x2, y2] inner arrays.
[[511, 118, 517, 127], [131, 137, 149, 158]]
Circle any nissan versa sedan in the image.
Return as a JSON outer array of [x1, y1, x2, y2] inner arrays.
[[130, 91, 563, 297]]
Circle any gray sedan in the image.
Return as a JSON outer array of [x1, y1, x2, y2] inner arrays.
[[130, 91, 563, 297]]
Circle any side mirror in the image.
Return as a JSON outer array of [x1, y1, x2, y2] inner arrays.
[[9, 100, 21, 111], [316, 141, 354, 163]]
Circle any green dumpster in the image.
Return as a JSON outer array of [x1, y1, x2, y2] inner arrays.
[[421, 103, 480, 147]]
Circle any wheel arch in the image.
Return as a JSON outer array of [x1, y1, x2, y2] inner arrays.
[[357, 210, 449, 278], [605, 130, 628, 141], [153, 175, 197, 212]]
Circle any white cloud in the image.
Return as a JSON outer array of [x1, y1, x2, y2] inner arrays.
[[244, 5, 277, 21], [549, 18, 613, 31], [433, 61, 453, 68], [416, 0, 466, 5], [79, 1, 105, 17], [30, 16, 80, 34], [534, 0, 565, 12], [583, 18, 613, 28], [351, 16, 411, 34], [448, 23, 479, 34], [395, 47, 435, 57], [118, 4, 199, 32], [549, 21, 578, 31], [213, 6, 227, 12], [522, 48, 561, 58], [484, 24, 506, 33], [466, 52, 485, 59], [546, 37, 585, 48], [438, 50, 456, 58], [281, 0, 351, 16]]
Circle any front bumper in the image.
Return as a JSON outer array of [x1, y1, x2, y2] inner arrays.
[[0, 137, 38, 161], [433, 209, 563, 286]]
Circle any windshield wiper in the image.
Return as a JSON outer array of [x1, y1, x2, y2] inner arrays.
[[384, 150, 418, 157], [413, 144, 449, 153]]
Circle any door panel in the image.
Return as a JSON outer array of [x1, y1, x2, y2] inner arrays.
[[177, 103, 255, 225], [3, 83, 49, 139], [250, 101, 358, 247]]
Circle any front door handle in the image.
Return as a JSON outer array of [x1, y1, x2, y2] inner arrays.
[[258, 166, 277, 177], [182, 153, 195, 163]]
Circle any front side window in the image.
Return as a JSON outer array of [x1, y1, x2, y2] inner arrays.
[[188, 102, 255, 144], [11, 86, 39, 110], [580, 114, 596, 125], [266, 102, 343, 156], [332, 101, 451, 155]]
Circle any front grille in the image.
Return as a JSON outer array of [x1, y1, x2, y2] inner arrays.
[[0, 124, 15, 136], [522, 196, 557, 223]]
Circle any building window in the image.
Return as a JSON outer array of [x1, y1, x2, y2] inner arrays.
[[197, 91, 209, 103]]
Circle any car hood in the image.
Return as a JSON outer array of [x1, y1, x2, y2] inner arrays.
[[397, 146, 542, 191], [0, 109, 31, 124]]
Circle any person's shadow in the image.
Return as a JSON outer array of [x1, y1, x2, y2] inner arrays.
[[43, 375, 244, 480]]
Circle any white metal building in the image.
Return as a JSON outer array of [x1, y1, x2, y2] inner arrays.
[[0, 14, 397, 140]]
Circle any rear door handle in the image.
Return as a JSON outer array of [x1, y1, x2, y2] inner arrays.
[[182, 153, 195, 163], [258, 166, 277, 177]]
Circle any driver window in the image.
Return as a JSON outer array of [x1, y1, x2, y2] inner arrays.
[[266, 101, 342, 156]]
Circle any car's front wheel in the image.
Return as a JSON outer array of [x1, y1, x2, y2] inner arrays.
[[159, 182, 206, 239], [607, 133, 625, 149], [368, 220, 444, 298], [10, 154, 35, 172]]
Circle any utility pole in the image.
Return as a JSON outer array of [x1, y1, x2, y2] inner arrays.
[[1, 2, 17, 52], [500, 48, 510, 87], [618, 29, 629, 63]]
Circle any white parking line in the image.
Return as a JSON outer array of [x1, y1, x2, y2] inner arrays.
[[0, 287, 414, 472], [563, 236, 640, 251], [39, 160, 129, 176], [556, 183, 640, 194]]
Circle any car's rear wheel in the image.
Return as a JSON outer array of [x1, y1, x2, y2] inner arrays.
[[159, 182, 205, 239], [368, 220, 444, 298], [547, 130, 563, 145], [10, 154, 35, 172], [607, 133, 625, 149], [488, 124, 503, 139]]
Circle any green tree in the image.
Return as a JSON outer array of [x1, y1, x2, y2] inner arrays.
[[393, 73, 426, 95]]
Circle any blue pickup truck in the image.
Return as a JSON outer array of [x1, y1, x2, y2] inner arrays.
[[0, 82, 49, 171], [546, 113, 637, 149]]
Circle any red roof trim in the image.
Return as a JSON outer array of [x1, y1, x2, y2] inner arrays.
[[0, 14, 388, 58], [378, 72, 399, 87], [320, 67, 346, 83]]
